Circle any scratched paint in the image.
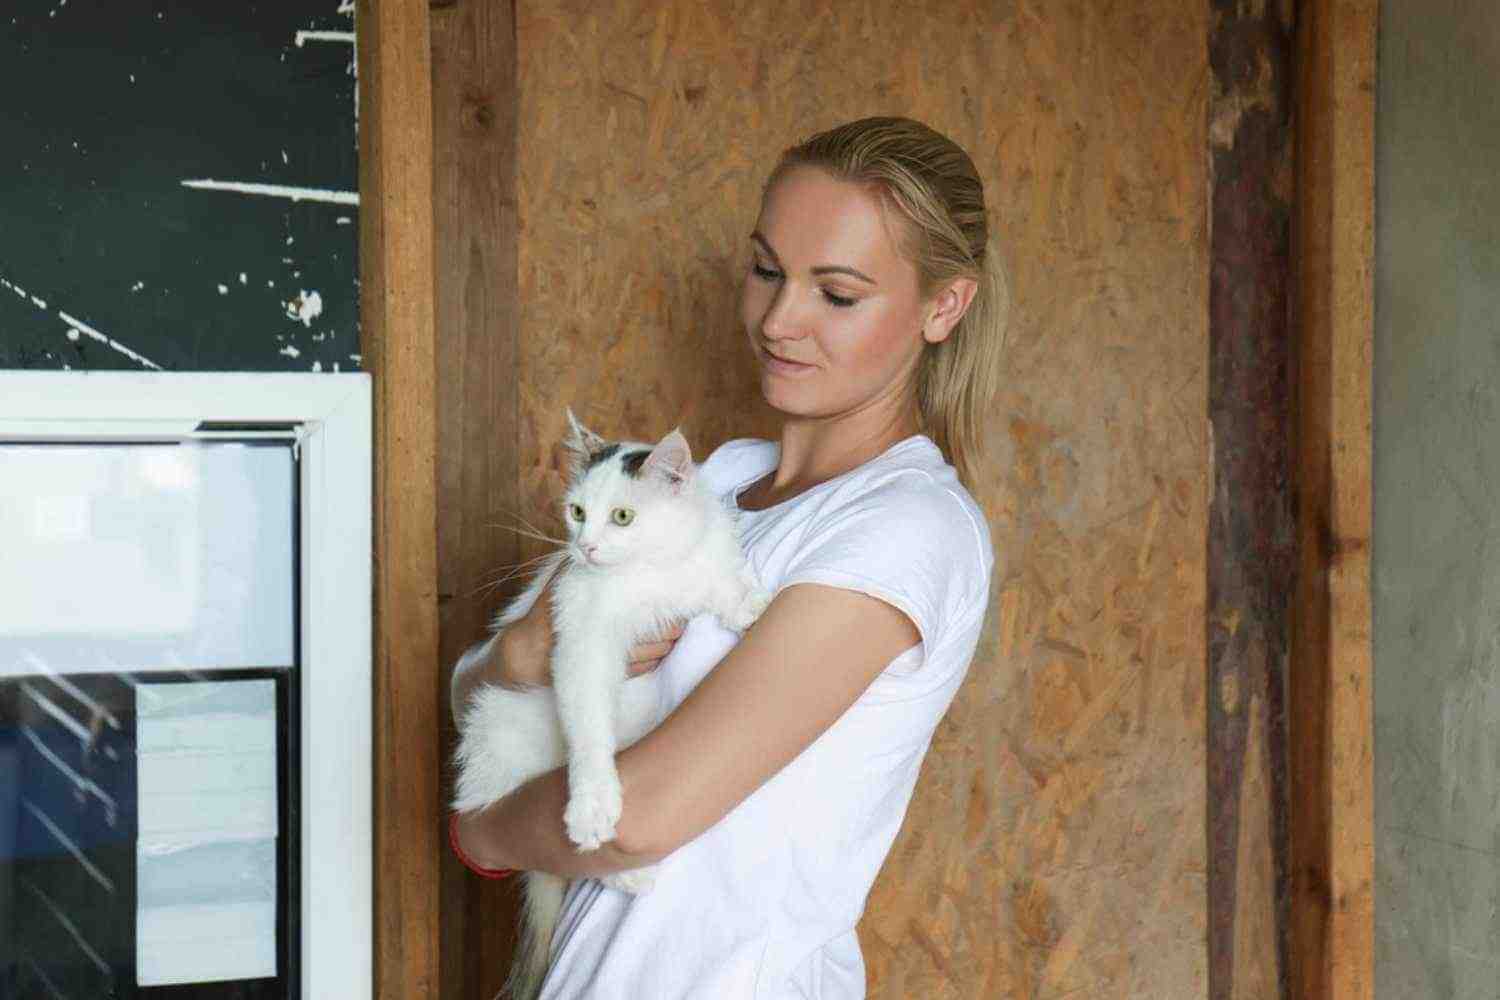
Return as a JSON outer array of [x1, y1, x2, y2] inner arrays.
[[0, 1, 358, 372]]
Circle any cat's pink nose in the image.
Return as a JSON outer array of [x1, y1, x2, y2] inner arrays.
[[582, 543, 599, 560]]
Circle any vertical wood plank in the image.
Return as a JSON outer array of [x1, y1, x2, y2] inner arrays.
[[1292, 1, 1377, 998], [1206, 2, 1297, 997], [430, 0, 524, 997], [358, 0, 439, 996]]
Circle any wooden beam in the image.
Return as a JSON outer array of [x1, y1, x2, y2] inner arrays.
[[1206, 2, 1297, 997], [429, 0, 524, 997], [357, 1, 440, 997], [1291, 2, 1377, 998]]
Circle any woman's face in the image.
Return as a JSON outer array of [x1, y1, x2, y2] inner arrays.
[[739, 166, 931, 423]]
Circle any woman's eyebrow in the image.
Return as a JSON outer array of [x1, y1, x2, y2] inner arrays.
[[750, 231, 876, 285]]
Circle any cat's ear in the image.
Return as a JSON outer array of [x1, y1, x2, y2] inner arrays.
[[642, 427, 694, 491], [564, 408, 609, 461]]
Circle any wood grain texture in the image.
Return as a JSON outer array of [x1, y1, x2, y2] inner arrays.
[[512, 2, 1210, 996], [358, 1, 440, 997], [430, 1, 526, 998], [1206, 1, 1296, 997], [1292, 2, 1377, 998]]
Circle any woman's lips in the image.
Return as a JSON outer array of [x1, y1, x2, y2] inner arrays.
[[758, 344, 816, 376]]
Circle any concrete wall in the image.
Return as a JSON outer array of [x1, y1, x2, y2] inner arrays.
[[1374, 2, 1500, 996]]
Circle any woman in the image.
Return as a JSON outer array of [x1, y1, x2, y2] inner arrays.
[[451, 116, 1008, 998]]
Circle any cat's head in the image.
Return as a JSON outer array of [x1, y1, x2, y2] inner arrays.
[[560, 409, 704, 569]]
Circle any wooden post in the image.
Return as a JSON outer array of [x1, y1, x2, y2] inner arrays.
[[1206, 2, 1297, 997], [1292, 2, 1377, 998], [430, 0, 525, 997], [357, 0, 440, 997]]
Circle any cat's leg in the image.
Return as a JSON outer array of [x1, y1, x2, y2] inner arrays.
[[718, 563, 772, 632], [552, 631, 627, 851], [600, 862, 660, 895]]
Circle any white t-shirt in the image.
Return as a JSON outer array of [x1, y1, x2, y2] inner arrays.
[[540, 435, 993, 1000]]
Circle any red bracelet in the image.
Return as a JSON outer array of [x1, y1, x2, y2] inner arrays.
[[449, 812, 520, 880]]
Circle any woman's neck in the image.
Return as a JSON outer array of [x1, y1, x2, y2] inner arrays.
[[746, 400, 919, 509]]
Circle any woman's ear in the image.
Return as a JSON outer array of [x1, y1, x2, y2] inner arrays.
[[922, 276, 979, 345]]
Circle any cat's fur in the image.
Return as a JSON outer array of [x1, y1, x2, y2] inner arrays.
[[451, 412, 769, 1000]]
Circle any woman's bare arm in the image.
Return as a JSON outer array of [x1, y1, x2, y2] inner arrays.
[[452, 582, 918, 875]]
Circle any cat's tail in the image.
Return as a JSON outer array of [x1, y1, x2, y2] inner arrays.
[[504, 871, 567, 1000]]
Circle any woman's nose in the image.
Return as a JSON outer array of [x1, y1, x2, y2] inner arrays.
[[760, 287, 805, 341]]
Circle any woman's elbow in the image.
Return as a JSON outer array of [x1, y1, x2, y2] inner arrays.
[[612, 787, 687, 863]]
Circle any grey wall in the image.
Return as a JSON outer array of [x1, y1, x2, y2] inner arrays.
[[1374, 1, 1500, 996], [0, 3, 358, 372]]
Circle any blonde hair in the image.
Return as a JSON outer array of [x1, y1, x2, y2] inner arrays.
[[766, 116, 1010, 489]]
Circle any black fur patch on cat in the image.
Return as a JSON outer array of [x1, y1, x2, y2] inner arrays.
[[620, 449, 652, 477], [585, 442, 621, 470]]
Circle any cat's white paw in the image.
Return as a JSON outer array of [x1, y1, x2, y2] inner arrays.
[[728, 585, 772, 631], [601, 863, 660, 895], [564, 770, 623, 851]]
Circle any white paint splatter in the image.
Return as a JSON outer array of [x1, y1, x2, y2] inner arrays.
[[59, 311, 162, 369], [336, 216, 352, 225], [311, 361, 323, 373], [130, 74, 135, 83], [217, 284, 228, 295], [131, 281, 145, 292], [179, 179, 359, 206], [239, 272, 247, 285], [286, 290, 323, 327], [30, 295, 47, 310], [295, 30, 354, 47], [281, 150, 288, 165], [280, 345, 302, 359], [65, 328, 80, 342]]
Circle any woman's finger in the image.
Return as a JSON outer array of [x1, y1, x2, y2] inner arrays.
[[628, 639, 674, 663], [626, 657, 662, 677]]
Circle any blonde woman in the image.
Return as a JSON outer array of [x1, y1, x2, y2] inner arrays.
[[452, 116, 1008, 999]]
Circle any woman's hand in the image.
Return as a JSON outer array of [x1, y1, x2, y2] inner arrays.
[[626, 623, 685, 676]]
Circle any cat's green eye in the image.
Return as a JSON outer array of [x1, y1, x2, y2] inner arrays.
[[568, 503, 586, 523], [611, 507, 635, 527]]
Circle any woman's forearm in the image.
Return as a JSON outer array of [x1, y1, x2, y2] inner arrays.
[[453, 766, 662, 878]]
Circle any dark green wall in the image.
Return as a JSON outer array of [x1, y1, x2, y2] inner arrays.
[[0, 2, 358, 372]]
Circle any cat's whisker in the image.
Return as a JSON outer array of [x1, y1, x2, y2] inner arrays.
[[489, 506, 565, 543], [484, 516, 569, 548], [470, 551, 558, 598]]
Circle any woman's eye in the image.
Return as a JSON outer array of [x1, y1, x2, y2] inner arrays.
[[751, 262, 781, 281], [611, 507, 635, 526], [568, 503, 586, 522], [822, 289, 856, 308]]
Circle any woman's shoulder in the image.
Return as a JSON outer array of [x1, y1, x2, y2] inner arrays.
[[838, 437, 988, 542], [797, 438, 992, 586]]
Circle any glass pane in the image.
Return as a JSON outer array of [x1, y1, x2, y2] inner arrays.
[[0, 442, 295, 674], [0, 441, 298, 998]]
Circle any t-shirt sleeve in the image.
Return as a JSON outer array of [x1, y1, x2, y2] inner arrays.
[[777, 473, 989, 665]]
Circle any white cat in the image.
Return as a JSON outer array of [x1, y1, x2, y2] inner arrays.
[[451, 411, 769, 1000]]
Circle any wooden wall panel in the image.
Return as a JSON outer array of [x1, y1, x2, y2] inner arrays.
[[510, 1, 1210, 996]]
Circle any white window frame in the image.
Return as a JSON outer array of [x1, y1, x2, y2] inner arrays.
[[0, 371, 373, 999]]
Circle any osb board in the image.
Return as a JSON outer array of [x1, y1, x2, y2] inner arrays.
[[514, 2, 1209, 996]]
